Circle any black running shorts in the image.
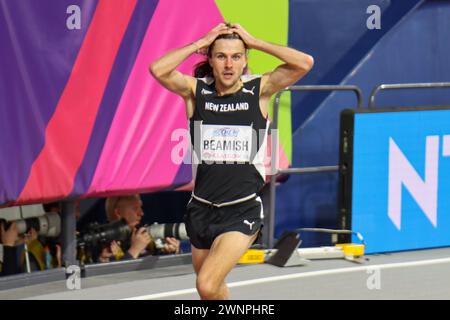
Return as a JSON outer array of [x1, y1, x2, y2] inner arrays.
[[184, 196, 264, 249]]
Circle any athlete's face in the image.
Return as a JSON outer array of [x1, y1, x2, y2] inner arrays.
[[209, 39, 247, 88]]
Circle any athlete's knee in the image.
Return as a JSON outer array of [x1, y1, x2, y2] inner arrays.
[[196, 274, 222, 300]]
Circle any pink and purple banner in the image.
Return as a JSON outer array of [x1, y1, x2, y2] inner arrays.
[[0, 0, 288, 207]]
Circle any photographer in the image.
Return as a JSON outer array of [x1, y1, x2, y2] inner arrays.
[[97, 194, 180, 263], [6, 201, 75, 272], [10, 203, 63, 272], [39, 201, 68, 269], [1, 208, 62, 274], [0, 221, 21, 276]]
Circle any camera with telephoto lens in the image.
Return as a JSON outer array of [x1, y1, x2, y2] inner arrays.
[[77, 219, 131, 248], [145, 222, 189, 251], [145, 222, 189, 241], [77, 220, 189, 248], [0, 212, 61, 238]]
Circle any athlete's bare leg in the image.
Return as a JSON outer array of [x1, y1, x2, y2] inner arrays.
[[191, 246, 209, 275], [195, 231, 258, 300]]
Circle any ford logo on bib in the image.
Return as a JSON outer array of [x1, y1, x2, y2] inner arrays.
[[213, 127, 239, 138]]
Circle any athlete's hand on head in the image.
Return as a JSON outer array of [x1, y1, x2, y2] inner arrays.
[[229, 23, 258, 49], [195, 23, 233, 52]]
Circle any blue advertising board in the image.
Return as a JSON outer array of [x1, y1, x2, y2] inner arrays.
[[340, 108, 450, 253]]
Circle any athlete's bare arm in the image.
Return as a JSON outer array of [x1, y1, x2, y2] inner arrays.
[[149, 23, 232, 118], [230, 24, 314, 116]]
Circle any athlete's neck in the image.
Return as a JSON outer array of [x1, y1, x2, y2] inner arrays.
[[215, 79, 243, 96]]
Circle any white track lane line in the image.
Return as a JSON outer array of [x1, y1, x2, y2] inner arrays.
[[122, 257, 450, 300]]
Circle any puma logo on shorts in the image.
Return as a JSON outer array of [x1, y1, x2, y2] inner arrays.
[[244, 220, 255, 231]]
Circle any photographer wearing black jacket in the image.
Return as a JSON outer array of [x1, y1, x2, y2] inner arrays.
[[97, 194, 180, 263], [0, 221, 21, 276]]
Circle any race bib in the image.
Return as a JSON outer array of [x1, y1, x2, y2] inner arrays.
[[201, 124, 253, 162]]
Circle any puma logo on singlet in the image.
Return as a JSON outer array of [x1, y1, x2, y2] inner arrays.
[[244, 220, 256, 231], [242, 86, 255, 96], [201, 88, 213, 95]]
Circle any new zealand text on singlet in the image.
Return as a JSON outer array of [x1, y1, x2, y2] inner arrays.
[[205, 102, 249, 112]]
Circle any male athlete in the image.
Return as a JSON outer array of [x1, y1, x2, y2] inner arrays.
[[150, 23, 313, 299]]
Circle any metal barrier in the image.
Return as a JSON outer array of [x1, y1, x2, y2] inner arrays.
[[267, 85, 363, 248], [368, 82, 450, 109]]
